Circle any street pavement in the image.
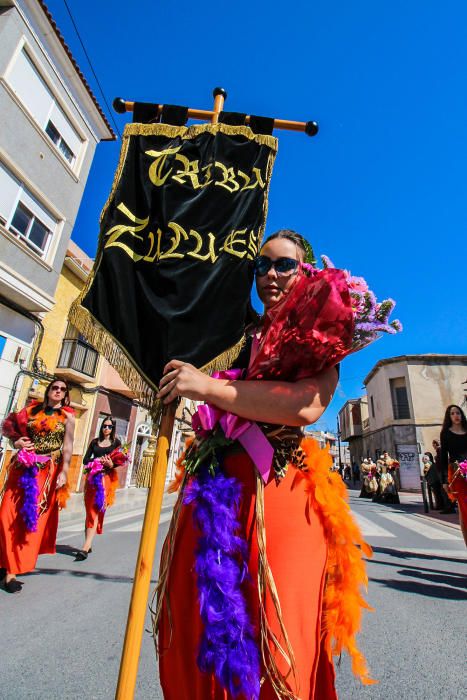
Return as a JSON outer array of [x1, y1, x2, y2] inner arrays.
[[0, 485, 465, 700]]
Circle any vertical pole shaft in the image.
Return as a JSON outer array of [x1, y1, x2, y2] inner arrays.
[[211, 87, 227, 124], [115, 402, 176, 699]]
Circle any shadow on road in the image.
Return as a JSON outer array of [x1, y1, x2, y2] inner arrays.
[[23, 567, 157, 585], [399, 568, 467, 590], [55, 544, 81, 558], [370, 576, 467, 600], [371, 545, 466, 564]]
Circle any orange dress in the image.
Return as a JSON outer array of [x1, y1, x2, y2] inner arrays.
[[82, 439, 121, 534], [0, 405, 70, 575], [84, 471, 119, 533], [157, 439, 374, 699]]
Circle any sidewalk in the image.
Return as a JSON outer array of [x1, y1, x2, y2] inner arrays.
[[59, 486, 178, 523], [347, 482, 461, 531]]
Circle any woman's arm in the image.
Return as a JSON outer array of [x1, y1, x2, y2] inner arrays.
[[56, 413, 75, 488], [439, 433, 449, 484], [157, 361, 338, 427], [82, 439, 95, 466]]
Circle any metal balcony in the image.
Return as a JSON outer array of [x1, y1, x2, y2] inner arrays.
[[56, 338, 99, 380]]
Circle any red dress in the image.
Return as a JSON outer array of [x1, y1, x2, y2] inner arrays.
[[82, 438, 123, 534], [0, 404, 72, 575], [158, 439, 374, 699]]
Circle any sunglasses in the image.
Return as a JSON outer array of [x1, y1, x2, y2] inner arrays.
[[254, 256, 299, 277], [102, 424, 113, 430], [51, 385, 67, 393]]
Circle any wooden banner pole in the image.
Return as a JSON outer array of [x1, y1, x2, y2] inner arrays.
[[115, 402, 177, 700], [113, 87, 319, 136]]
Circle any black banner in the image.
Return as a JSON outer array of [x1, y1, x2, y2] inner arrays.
[[70, 123, 277, 408]]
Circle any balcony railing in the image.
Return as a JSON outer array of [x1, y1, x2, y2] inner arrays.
[[57, 338, 99, 378]]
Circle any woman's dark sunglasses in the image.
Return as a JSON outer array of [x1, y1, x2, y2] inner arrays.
[[254, 256, 299, 277], [103, 424, 113, 430], [51, 385, 67, 393]]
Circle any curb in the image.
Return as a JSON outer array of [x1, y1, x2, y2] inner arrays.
[[412, 512, 461, 532]]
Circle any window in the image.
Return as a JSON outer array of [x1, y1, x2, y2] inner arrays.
[[0, 335, 6, 359], [45, 120, 75, 165], [10, 202, 52, 255], [370, 396, 375, 418], [0, 160, 58, 258], [390, 377, 411, 419], [7, 47, 82, 168]]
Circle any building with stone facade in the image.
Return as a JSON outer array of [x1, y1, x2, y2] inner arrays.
[[339, 354, 467, 489], [0, 0, 114, 435]]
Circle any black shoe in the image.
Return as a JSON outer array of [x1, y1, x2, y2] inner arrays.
[[75, 548, 92, 561], [0, 567, 6, 580], [3, 579, 22, 594]]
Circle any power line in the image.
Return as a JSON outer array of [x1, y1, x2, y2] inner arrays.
[[62, 0, 122, 140]]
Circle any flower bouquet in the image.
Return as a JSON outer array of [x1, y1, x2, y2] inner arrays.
[[84, 445, 129, 512], [247, 256, 402, 381]]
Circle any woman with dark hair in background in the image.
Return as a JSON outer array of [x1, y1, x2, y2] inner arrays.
[[0, 379, 75, 592], [421, 451, 444, 511], [76, 416, 126, 560], [440, 404, 467, 544]]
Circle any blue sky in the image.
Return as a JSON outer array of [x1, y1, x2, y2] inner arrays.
[[47, 0, 467, 432]]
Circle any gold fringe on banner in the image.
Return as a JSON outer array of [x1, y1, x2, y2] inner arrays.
[[69, 294, 246, 415]]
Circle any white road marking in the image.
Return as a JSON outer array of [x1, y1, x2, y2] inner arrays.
[[352, 512, 396, 538], [113, 510, 173, 532], [377, 512, 460, 541], [58, 507, 147, 533]]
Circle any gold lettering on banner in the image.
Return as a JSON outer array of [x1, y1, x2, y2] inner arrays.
[[146, 147, 181, 186], [143, 230, 159, 263], [159, 222, 189, 260], [145, 146, 266, 194], [188, 230, 218, 263], [104, 203, 149, 261], [103, 202, 259, 266], [247, 229, 259, 260], [240, 167, 266, 191], [172, 155, 203, 189], [223, 228, 248, 258], [214, 162, 240, 193]]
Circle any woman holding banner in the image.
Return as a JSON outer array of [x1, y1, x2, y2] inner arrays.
[[0, 380, 74, 593], [154, 230, 401, 699]]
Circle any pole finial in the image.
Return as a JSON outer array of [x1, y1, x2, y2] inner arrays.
[[213, 87, 228, 100]]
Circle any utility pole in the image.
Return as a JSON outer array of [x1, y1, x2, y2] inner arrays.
[[337, 416, 343, 470]]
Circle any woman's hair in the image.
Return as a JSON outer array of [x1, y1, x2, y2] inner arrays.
[[262, 229, 316, 264], [441, 404, 467, 434], [31, 378, 71, 415], [98, 416, 117, 442]]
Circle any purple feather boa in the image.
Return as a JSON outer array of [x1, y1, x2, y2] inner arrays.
[[184, 467, 260, 700], [89, 470, 106, 512], [18, 465, 40, 532]]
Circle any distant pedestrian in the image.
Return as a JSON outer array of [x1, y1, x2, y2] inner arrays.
[[359, 458, 378, 498], [432, 439, 452, 511], [352, 461, 360, 484], [440, 405, 467, 545], [76, 417, 127, 561], [422, 452, 444, 510]]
